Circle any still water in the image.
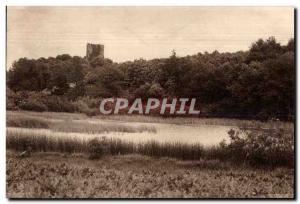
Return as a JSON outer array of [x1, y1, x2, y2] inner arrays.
[[8, 119, 235, 146], [75, 119, 233, 146]]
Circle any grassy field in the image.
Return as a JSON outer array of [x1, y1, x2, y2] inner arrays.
[[6, 111, 295, 198], [6, 152, 294, 198]]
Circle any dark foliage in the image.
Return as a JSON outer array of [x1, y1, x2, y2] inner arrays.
[[7, 37, 295, 120]]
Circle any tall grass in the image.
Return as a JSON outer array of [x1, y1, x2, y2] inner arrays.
[[6, 116, 49, 129], [94, 114, 293, 130], [6, 128, 204, 160], [8, 110, 294, 130], [7, 125, 294, 167], [7, 114, 157, 134], [6, 111, 294, 166], [7, 110, 86, 121], [51, 121, 157, 134]]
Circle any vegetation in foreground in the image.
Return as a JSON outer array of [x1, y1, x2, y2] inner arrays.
[[6, 152, 294, 198], [6, 111, 294, 198]]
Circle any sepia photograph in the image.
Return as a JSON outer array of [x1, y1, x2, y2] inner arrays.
[[6, 6, 295, 199]]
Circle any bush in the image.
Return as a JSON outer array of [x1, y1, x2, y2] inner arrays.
[[19, 101, 47, 112], [71, 97, 101, 116], [87, 138, 109, 160], [148, 83, 164, 98], [78, 97, 99, 109], [42, 96, 76, 112], [134, 83, 151, 99], [72, 100, 91, 113], [6, 88, 19, 110], [8, 91, 76, 113], [226, 127, 294, 167], [9, 90, 87, 113]]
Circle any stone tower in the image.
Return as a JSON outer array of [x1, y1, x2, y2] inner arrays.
[[86, 43, 104, 60]]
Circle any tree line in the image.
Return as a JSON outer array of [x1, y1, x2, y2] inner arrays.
[[7, 37, 295, 120]]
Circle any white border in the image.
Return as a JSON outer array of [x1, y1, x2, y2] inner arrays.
[[0, 0, 298, 203], [2, 0, 300, 6]]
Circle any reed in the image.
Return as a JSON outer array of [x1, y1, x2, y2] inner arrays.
[[7, 113, 157, 134], [6, 128, 203, 160], [6, 125, 294, 167], [6, 115, 49, 129], [51, 121, 157, 134]]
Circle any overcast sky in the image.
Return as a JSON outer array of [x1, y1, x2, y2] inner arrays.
[[7, 7, 294, 68]]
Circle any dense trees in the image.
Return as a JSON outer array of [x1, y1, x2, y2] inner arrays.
[[7, 37, 295, 120]]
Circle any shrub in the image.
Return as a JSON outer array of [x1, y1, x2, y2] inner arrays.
[[6, 88, 19, 110], [71, 97, 101, 115], [72, 100, 91, 113], [134, 83, 151, 99], [87, 138, 108, 160], [42, 96, 76, 112], [78, 97, 99, 109], [148, 83, 164, 98], [18, 101, 47, 112], [8, 91, 77, 113], [227, 127, 294, 167]]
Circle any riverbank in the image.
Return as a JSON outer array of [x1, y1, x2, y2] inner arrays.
[[7, 110, 294, 128]]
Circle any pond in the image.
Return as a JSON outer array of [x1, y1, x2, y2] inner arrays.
[[77, 119, 234, 146], [7, 119, 235, 147]]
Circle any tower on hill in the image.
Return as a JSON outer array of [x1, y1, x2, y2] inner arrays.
[[86, 43, 104, 60]]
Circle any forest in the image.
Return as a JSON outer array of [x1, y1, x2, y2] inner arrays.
[[6, 37, 295, 120]]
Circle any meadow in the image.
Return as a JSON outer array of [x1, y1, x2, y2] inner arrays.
[[7, 151, 294, 198], [6, 111, 295, 198]]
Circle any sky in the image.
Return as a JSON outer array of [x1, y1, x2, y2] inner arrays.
[[7, 7, 294, 68]]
